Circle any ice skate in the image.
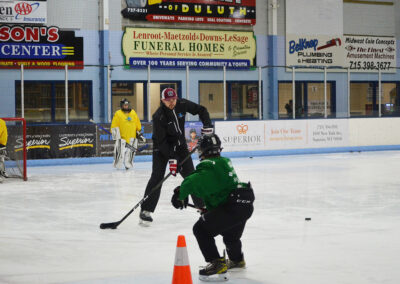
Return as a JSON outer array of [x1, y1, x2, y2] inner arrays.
[[227, 258, 246, 271], [199, 256, 229, 282], [139, 210, 153, 227]]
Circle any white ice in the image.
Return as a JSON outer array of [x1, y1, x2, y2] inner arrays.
[[1, 151, 400, 284]]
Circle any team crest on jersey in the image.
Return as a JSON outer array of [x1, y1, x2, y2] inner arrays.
[[177, 113, 184, 118], [127, 117, 132, 121]]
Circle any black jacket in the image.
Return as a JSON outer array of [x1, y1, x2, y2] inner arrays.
[[152, 99, 212, 159]]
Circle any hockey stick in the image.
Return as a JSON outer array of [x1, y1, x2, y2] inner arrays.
[[89, 119, 149, 152], [187, 203, 207, 214], [100, 146, 199, 229]]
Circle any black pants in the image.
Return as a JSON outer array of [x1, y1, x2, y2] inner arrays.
[[141, 149, 204, 212], [193, 200, 253, 263]]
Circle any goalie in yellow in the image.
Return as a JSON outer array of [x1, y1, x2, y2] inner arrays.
[[111, 98, 146, 169], [0, 118, 8, 181]]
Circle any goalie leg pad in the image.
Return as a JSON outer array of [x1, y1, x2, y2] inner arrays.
[[124, 138, 138, 169], [113, 139, 126, 169], [0, 156, 6, 177]]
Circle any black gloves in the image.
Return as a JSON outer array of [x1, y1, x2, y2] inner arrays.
[[171, 186, 188, 210], [201, 126, 214, 136]]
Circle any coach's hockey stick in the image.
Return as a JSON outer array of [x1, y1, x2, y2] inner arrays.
[[100, 146, 199, 229], [89, 119, 149, 152]]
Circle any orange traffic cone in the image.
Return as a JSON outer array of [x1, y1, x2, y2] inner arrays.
[[172, 235, 193, 284]]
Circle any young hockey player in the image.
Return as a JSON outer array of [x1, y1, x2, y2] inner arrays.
[[0, 118, 8, 182], [110, 98, 145, 170], [139, 88, 213, 225], [171, 134, 255, 282]]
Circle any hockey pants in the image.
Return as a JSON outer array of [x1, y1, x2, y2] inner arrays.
[[193, 196, 254, 263]]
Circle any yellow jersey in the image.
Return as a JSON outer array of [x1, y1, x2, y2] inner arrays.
[[0, 119, 7, 146], [110, 109, 142, 143]]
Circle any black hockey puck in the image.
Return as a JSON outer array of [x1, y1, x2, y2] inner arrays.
[[305, 217, 311, 221], [249, 156, 253, 159]]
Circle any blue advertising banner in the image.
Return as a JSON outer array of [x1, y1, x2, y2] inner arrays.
[[128, 57, 251, 68]]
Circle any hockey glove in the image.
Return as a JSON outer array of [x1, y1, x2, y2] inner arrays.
[[111, 127, 121, 140], [201, 126, 214, 136], [171, 186, 188, 209], [136, 131, 146, 143], [169, 159, 178, 176]]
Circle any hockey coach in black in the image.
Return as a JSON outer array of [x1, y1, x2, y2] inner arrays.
[[139, 88, 213, 225]]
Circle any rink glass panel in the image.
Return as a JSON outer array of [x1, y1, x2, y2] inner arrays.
[[111, 81, 179, 121], [229, 82, 259, 120], [111, 82, 144, 120], [350, 82, 400, 117], [15, 81, 91, 123], [278, 81, 334, 119], [199, 82, 224, 120]]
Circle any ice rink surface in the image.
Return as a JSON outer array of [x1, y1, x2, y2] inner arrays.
[[1, 151, 400, 284]]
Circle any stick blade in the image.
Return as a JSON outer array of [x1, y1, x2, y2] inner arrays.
[[100, 222, 119, 230]]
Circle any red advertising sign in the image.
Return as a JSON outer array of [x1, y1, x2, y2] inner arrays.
[[0, 25, 84, 69], [122, 0, 256, 25]]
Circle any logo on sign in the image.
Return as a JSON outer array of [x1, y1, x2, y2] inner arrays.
[[236, 124, 248, 134], [288, 38, 318, 54], [14, 2, 40, 19]]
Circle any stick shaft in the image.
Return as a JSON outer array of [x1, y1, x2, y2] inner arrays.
[[102, 146, 198, 229]]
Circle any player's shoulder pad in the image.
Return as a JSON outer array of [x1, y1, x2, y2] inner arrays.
[[198, 159, 216, 168]]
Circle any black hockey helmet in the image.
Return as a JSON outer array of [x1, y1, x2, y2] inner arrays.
[[120, 98, 131, 112], [197, 134, 222, 159]]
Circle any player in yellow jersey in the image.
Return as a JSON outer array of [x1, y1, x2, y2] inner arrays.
[[110, 99, 145, 169], [0, 118, 8, 181]]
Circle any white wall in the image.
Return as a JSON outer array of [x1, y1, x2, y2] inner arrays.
[[343, 1, 395, 36]]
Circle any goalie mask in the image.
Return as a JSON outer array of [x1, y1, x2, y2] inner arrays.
[[120, 98, 131, 113], [198, 134, 222, 160]]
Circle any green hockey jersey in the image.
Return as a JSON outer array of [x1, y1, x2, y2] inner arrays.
[[179, 156, 247, 210]]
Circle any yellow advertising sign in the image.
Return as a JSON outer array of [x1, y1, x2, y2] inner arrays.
[[122, 28, 256, 68]]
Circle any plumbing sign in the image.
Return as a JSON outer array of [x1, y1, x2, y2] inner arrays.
[[286, 34, 345, 70]]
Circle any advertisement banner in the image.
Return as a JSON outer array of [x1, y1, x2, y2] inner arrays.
[[215, 121, 265, 152], [96, 122, 153, 157], [0, 25, 84, 69], [121, 0, 255, 26], [265, 120, 307, 149], [122, 27, 256, 68], [344, 35, 396, 73], [286, 34, 345, 70], [96, 121, 202, 157], [286, 34, 396, 73], [0, 0, 47, 24], [9, 125, 96, 160], [55, 125, 96, 158], [216, 120, 349, 152], [307, 119, 348, 147], [185, 121, 202, 152]]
